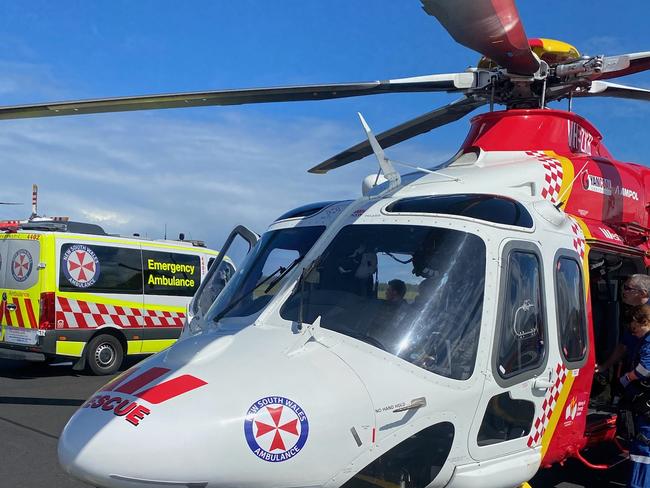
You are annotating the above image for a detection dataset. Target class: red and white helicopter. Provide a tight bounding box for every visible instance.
[2,0,650,486]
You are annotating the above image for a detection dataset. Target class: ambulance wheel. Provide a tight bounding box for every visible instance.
[86,334,123,375]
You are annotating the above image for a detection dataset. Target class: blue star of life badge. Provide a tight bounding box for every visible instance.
[244,396,309,463]
[62,244,101,288]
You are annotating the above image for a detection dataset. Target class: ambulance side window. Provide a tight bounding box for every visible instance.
[496,250,546,379]
[556,256,588,365]
[59,244,142,294]
[143,250,200,297]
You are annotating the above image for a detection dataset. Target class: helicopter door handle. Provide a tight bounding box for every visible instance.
[393,397,427,413]
[6,303,16,312]
[533,376,555,390]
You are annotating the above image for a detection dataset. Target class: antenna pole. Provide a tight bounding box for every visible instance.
[31,184,38,219]
[555,160,589,208]
[164,223,167,240]
[490,82,495,112]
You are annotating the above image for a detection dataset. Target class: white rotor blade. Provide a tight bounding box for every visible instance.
[598,51,650,80]
[0,73,475,121]
[576,81,650,102]
[309,96,486,174]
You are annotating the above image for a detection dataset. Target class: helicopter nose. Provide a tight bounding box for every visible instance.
[59,329,376,488]
[58,363,212,488]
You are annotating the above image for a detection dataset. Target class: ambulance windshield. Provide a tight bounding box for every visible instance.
[280,224,486,380]
[205,225,325,326]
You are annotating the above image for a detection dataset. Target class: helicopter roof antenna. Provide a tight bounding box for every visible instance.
[357,112,401,192]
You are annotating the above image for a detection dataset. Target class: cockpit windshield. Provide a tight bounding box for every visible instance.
[280,224,486,380]
[204,226,325,327]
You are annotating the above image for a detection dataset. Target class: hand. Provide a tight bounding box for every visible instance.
[620,373,631,388]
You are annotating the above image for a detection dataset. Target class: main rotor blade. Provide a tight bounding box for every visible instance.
[598,51,650,80]
[575,81,650,102]
[420,0,539,76]
[0,73,474,121]
[309,96,486,174]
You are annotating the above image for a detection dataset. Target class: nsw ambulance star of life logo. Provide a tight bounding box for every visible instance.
[11,249,33,282]
[244,396,309,463]
[63,244,100,288]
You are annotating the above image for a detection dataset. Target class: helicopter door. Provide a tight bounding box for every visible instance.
[468,241,557,462]
[188,225,259,322]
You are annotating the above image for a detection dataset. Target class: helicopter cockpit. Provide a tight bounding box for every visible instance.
[192,192,543,384]
[185,200,351,335]
[279,223,486,380]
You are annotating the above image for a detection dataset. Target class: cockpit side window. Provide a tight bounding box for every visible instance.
[280,224,486,380]
[496,248,546,380]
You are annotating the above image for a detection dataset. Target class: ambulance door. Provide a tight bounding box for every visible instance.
[141,248,201,353]
[468,240,553,465]
[1,237,41,346]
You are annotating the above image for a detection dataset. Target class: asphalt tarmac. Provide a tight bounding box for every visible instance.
[0,357,633,488]
[0,357,125,488]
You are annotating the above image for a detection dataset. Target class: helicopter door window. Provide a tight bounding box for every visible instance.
[555,256,588,365]
[496,250,546,379]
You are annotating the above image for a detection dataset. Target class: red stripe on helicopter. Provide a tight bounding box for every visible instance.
[135,374,208,404]
[85,366,208,427]
[101,367,141,392]
[115,367,170,395]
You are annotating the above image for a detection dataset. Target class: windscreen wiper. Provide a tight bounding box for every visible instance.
[212,255,304,324]
[263,255,305,294]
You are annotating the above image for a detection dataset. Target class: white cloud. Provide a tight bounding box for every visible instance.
[0,110,452,247]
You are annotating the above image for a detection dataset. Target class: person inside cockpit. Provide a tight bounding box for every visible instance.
[385,279,407,307]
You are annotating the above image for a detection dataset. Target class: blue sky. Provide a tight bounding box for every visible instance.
[0,1,648,246]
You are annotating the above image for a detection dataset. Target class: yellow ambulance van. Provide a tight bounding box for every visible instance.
[0,220,222,374]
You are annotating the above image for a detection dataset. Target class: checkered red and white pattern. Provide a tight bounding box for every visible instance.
[56,297,185,329]
[569,218,586,261]
[526,150,564,203]
[527,363,568,448]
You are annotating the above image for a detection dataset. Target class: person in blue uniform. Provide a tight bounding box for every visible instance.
[619,304,650,488]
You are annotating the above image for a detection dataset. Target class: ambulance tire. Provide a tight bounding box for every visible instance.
[86,334,124,376]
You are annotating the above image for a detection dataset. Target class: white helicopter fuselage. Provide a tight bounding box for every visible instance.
[59,149,582,488]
